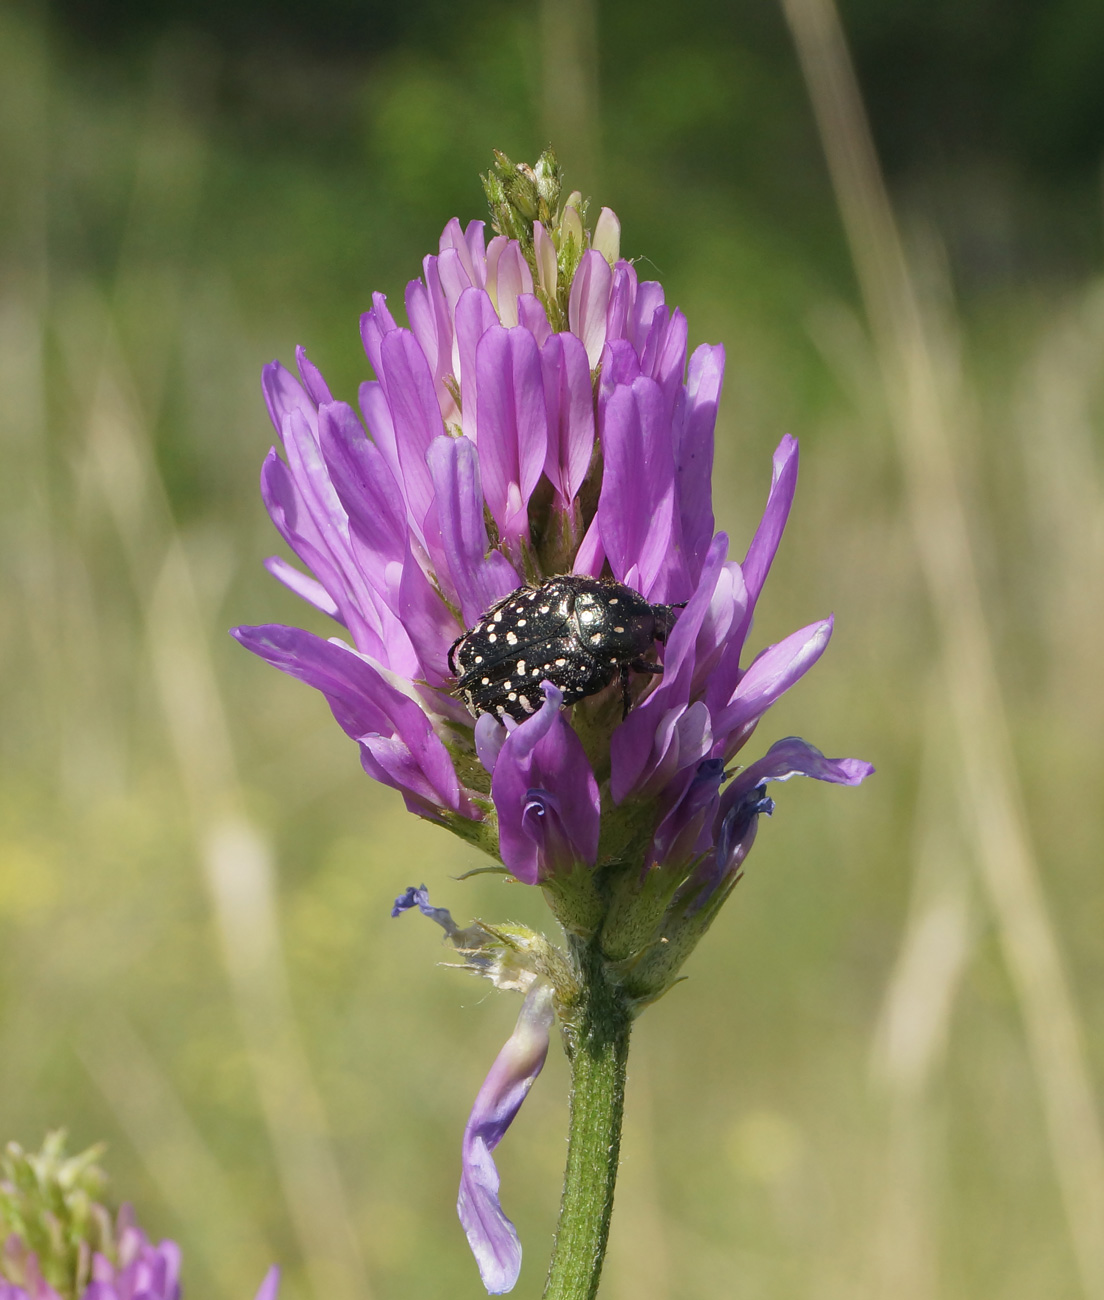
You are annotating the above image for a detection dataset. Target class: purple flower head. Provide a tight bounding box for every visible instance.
[238,148,873,1291]
[234,157,870,922]
[0,1136,277,1300]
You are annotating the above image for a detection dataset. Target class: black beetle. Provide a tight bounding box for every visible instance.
[448,575,680,723]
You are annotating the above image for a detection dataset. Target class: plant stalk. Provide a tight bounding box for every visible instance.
[543,936,632,1300]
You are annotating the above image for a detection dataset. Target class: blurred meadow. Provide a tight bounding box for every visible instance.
[2,0,1104,1296]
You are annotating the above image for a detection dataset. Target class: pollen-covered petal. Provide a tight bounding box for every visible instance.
[458,981,555,1294]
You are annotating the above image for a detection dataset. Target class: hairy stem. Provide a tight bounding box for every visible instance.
[543,937,632,1300]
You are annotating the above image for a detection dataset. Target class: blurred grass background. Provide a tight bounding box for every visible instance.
[2,0,1103,1296]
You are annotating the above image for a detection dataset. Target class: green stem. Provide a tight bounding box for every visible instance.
[543,936,632,1300]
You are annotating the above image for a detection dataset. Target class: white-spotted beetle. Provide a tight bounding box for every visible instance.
[449,575,680,723]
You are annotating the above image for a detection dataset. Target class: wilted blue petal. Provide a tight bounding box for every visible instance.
[458,982,555,1294]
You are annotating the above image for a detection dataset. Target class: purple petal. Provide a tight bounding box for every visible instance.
[464,220,489,282]
[516,293,553,347]
[728,735,875,797]
[597,340,642,415]
[627,279,666,353]
[317,401,406,570]
[568,249,613,367]
[532,220,557,297]
[455,288,502,443]
[733,435,799,647]
[252,1267,281,1300]
[475,713,508,774]
[491,684,601,883]
[377,329,446,536]
[231,624,472,820]
[640,306,688,412]
[458,982,555,1295]
[263,555,342,622]
[609,538,727,802]
[357,379,400,487]
[712,617,833,754]
[678,344,724,578]
[475,326,548,546]
[571,513,606,578]
[605,261,637,345]
[316,403,438,674]
[397,551,462,688]
[427,435,522,627]
[651,757,725,869]
[487,239,533,327]
[295,347,333,407]
[261,361,315,445]
[405,274,446,408]
[703,736,875,893]
[440,217,488,289]
[693,560,750,710]
[359,292,399,378]
[541,332,595,506]
[259,445,389,664]
[597,377,680,601]
[391,883,460,932]
[438,247,477,345]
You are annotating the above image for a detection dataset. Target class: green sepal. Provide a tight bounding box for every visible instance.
[439,803,499,857]
[618,871,740,1004]
[444,740,493,797]
[542,862,606,939]
[598,857,691,966]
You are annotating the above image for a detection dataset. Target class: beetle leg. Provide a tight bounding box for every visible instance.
[620,664,633,718]
[447,634,463,677]
[652,602,687,643]
[629,657,664,675]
